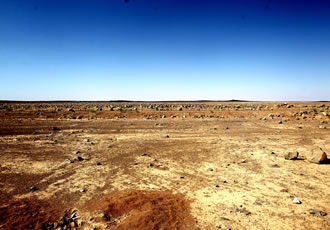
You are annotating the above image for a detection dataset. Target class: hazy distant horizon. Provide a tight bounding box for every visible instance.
[1,0,330,101]
[1,99,329,103]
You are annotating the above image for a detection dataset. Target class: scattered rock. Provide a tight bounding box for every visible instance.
[65,159,73,163]
[141,153,151,157]
[280,188,288,192]
[103,213,111,221]
[69,212,77,222]
[30,186,38,192]
[97,162,102,165]
[220,217,231,221]
[271,164,280,168]
[293,197,301,204]
[284,151,299,160]
[235,207,251,215]
[241,159,247,163]
[307,147,327,164]
[81,153,90,160]
[309,209,327,217]
[74,156,84,161]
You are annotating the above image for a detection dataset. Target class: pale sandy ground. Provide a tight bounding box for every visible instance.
[0,113,329,229]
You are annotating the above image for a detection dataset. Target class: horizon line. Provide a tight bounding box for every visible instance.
[0,100,329,103]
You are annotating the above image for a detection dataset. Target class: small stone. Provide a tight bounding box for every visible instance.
[97,162,102,165]
[180,176,184,179]
[293,197,301,204]
[149,163,154,167]
[278,121,283,124]
[30,186,38,192]
[80,189,85,193]
[307,147,327,164]
[78,221,85,226]
[81,153,90,160]
[65,159,73,163]
[103,213,111,221]
[235,207,251,215]
[271,164,280,168]
[220,217,231,221]
[284,151,299,160]
[215,185,219,188]
[207,168,214,171]
[309,209,327,217]
[241,160,247,163]
[74,156,84,161]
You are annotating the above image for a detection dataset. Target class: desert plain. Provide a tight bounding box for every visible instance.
[0,101,329,230]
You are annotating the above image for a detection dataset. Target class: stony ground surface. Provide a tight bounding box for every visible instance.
[0,101,329,230]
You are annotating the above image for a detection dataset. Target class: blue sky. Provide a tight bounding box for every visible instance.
[1,0,330,101]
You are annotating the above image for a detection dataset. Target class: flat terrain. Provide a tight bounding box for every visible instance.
[0,101,329,229]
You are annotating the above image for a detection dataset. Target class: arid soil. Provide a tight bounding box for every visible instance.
[0,101,329,230]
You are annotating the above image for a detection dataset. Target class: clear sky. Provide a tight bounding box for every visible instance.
[1,0,330,101]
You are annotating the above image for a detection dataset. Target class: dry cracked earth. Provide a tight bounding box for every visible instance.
[0,101,329,230]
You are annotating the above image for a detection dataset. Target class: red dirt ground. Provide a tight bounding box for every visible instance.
[87,190,196,230]
[0,198,60,230]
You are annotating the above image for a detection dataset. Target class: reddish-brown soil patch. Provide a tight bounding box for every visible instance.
[0,198,61,230]
[88,190,196,230]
